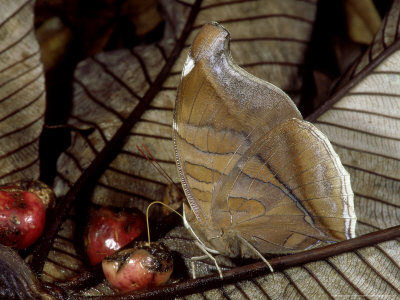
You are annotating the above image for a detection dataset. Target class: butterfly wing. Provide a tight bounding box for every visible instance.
[173,23,302,223]
[212,118,356,253]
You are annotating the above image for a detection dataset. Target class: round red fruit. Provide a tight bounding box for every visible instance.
[84,207,146,265]
[102,241,173,293]
[0,190,46,249]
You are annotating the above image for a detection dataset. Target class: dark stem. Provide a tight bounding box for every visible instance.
[81,225,400,299]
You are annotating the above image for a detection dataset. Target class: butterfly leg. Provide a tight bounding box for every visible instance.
[238,235,274,272]
[189,255,209,279]
[190,259,197,279]
[194,241,224,279]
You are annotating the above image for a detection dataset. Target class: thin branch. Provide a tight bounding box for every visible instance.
[82,225,400,299]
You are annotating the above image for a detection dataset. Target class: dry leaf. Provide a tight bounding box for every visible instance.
[0,244,52,298]
[0,0,45,183]
[6,0,397,298]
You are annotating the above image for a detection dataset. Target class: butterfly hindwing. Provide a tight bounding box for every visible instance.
[212,118,356,252]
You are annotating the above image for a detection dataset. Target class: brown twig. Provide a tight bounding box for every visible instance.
[80,225,400,299]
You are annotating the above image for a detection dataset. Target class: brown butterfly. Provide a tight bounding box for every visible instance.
[173,22,356,277]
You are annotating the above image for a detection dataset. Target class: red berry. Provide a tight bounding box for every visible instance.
[0,190,46,249]
[84,207,146,265]
[102,241,173,293]
[0,180,54,249]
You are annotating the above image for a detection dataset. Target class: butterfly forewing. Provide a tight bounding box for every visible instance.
[174,23,301,224]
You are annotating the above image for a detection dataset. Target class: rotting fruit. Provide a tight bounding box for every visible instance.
[84,206,146,265]
[0,180,55,249]
[102,241,173,293]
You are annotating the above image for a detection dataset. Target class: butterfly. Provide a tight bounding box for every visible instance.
[173,22,356,276]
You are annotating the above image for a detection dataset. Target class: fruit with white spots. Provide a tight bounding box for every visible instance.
[102,241,173,292]
[0,180,55,249]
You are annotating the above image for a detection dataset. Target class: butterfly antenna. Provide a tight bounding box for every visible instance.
[136,144,184,197]
[141,144,176,184]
